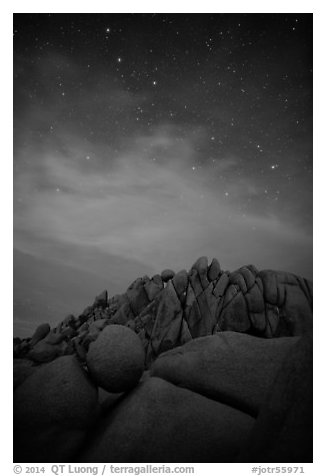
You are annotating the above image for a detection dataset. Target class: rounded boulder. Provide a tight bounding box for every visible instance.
[30,323,51,347]
[14,355,99,429]
[161,269,175,282]
[86,325,145,393]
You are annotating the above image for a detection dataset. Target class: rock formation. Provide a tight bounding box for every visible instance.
[13,256,313,462]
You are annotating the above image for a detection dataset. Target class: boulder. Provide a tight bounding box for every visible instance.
[280,281,313,335]
[80,305,93,319]
[13,359,37,390]
[27,339,62,363]
[88,318,108,332]
[77,322,89,334]
[147,281,183,360]
[15,426,87,463]
[60,327,77,339]
[135,298,160,337]
[238,333,312,462]
[111,302,134,325]
[81,377,255,463]
[61,314,76,328]
[245,282,265,313]
[93,290,108,308]
[107,294,127,314]
[191,256,209,290]
[207,258,221,282]
[14,339,30,358]
[151,332,300,416]
[126,278,150,315]
[256,270,313,336]
[144,279,163,301]
[196,283,219,335]
[14,355,99,462]
[229,271,247,293]
[184,294,202,338]
[264,303,280,337]
[184,282,218,338]
[74,338,87,361]
[189,268,204,297]
[213,272,229,298]
[86,325,145,392]
[161,269,175,282]
[172,269,189,300]
[248,311,266,333]
[223,283,239,307]
[152,274,163,286]
[259,270,284,305]
[44,330,65,345]
[245,282,266,333]
[98,387,124,413]
[30,323,50,347]
[238,266,256,290]
[219,291,251,333]
[179,319,193,345]
[14,355,99,428]
[183,281,199,337]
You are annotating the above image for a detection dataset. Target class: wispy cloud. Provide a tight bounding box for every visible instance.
[14,123,312,277]
[13,53,312,280]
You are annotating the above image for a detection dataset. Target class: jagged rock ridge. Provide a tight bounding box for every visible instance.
[14,256,312,368]
[13,256,313,463]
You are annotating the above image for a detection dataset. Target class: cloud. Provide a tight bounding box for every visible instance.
[14,123,312,278]
[13,53,312,280]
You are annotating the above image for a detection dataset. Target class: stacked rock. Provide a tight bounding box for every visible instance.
[14,257,313,369]
[13,257,313,463]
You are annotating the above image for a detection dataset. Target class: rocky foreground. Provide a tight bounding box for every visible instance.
[13,257,313,463]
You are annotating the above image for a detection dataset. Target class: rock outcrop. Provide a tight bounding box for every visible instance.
[86,325,145,392]
[14,355,100,462]
[14,257,312,368]
[150,332,300,416]
[81,377,255,463]
[13,256,313,462]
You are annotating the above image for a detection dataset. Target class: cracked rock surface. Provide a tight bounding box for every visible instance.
[13,257,313,462]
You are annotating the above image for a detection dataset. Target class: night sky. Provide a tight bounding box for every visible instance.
[13,13,313,336]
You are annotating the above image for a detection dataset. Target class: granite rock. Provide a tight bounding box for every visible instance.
[151,332,299,416]
[14,355,99,462]
[126,278,150,315]
[81,377,255,463]
[13,359,37,390]
[30,323,51,347]
[207,258,221,282]
[238,333,313,462]
[27,339,63,363]
[161,269,175,282]
[86,325,145,392]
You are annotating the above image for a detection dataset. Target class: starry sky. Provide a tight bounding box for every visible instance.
[13,13,313,336]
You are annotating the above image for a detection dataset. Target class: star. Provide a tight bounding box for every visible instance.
[117,57,122,63]
[152,80,157,86]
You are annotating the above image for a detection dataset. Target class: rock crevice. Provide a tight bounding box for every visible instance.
[13,256,313,463]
